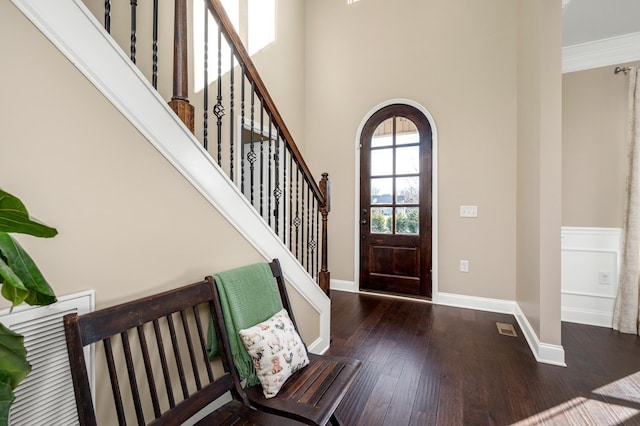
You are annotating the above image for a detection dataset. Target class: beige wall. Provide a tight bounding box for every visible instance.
[562,65,631,228]
[304,0,518,301]
[1,3,317,421]
[515,0,562,345]
[250,0,306,148]
[515,0,542,337]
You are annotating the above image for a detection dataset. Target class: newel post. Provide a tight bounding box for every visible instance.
[319,173,331,295]
[168,0,195,132]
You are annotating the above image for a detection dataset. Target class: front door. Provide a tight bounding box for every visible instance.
[359,104,432,298]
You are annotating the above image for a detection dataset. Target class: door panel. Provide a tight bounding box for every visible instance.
[360,104,432,298]
[369,245,420,277]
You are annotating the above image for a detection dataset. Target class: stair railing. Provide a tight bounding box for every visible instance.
[97,0,331,293]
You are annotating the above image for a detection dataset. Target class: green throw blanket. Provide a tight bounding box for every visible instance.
[207,262,282,387]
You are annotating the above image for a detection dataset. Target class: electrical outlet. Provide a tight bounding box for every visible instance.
[599,270,611,285]
[460,260,469,273]
[460,206,478,218]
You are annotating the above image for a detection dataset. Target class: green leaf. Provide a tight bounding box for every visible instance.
[0,255,28,307]
[0,378,14,426]
[0,234,56,307]
[0,189,57,238]
[0,324,30,426]
[0,324,30,389]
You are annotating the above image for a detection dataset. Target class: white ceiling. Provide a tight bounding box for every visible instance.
[562,0,640,47]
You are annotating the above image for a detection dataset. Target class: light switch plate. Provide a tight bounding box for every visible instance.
[460,206,478,217]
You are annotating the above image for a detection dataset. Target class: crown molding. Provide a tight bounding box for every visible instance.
[563,32,640,73]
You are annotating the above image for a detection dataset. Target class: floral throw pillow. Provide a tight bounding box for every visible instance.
[238,308,310,398]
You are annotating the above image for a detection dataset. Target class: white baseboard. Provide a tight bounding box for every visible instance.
[437,292,516,315]
[561,307,613,328]
[330,279,359,293]
[513,304,566,367]
[307,337,328,355]
[439,292,566,367]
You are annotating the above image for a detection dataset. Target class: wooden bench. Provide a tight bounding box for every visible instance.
[63,277,305,425]
[211,259,362,426]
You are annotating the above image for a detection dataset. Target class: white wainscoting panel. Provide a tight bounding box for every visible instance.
[561,227,622,328]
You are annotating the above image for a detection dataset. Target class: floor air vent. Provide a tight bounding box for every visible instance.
[1,290,94,426]
[496,322,518,337]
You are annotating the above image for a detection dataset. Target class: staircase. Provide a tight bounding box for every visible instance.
[11,0,332,350]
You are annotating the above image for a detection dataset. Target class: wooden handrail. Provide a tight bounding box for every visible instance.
[206,0,325,207]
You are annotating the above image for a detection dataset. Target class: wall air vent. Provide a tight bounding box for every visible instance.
[1,290,94,426]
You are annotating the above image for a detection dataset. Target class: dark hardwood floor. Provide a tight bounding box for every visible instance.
[327,290,640,425]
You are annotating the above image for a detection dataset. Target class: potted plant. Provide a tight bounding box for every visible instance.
[0,188,57,426]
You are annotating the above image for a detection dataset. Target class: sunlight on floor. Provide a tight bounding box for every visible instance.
[512,373,640,425]
[511,396,638,425]
[593,371,640,404]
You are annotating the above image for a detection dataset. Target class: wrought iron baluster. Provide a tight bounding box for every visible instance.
[301,177,306,268]
[203,2,209,151]
[260,104,265,218]
[249,83,256,206]
[295,168,300,259]
[152,0,159,89]
[273,132,281,236]
[105,0,111,33]
[311,196,317,277]
[241,69,246,194]
[289,153,293,251]
[215,26,224,165]
[314,200,320,276]
[130,0,137,63]
[229,49,235,182]
[302,182,311,273]
[268,115,273,227]
[282,144,287,245]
